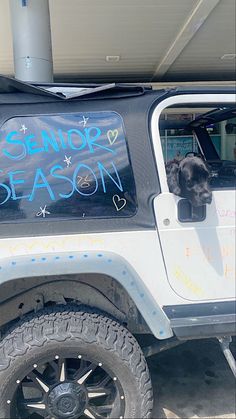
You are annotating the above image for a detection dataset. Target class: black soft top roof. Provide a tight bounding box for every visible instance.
[0,75,151,102]
[0,75,235,105]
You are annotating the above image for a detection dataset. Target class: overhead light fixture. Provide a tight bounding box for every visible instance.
[106,55,120,62]
[220,54,236,60]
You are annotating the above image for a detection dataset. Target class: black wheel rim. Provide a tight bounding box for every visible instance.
[7,354,125,419]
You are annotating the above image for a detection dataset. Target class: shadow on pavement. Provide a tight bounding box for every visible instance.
[147,338,235,419]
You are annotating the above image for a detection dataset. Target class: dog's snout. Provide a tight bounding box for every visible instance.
[202,191,212,204]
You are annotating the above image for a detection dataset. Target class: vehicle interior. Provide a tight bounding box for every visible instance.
[160,106,236,189]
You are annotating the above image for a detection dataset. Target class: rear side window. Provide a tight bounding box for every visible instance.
[0,112,137,223]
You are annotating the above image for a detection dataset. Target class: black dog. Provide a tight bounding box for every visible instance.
[165,156,212,207]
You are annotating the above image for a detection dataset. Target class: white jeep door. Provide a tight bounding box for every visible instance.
[151,94,236,302]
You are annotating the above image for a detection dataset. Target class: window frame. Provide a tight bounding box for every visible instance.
[150,94,235,194]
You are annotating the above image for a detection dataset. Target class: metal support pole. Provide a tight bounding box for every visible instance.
[9,0,53,82]
[218,336,236,378]
[220,121,227,160]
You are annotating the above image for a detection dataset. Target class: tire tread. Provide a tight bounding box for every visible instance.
[0,306,153,418]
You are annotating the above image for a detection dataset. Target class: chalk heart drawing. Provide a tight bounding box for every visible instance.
[107,129,118,145]
[113,194,127,212]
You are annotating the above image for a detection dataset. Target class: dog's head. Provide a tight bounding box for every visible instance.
[166,156,212,207]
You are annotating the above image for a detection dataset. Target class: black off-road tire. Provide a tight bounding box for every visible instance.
[0,306,153,418]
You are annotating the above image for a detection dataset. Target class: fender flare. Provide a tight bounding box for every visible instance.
[0,250,173,339]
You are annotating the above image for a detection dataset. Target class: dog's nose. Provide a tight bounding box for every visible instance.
[202,192,212,204]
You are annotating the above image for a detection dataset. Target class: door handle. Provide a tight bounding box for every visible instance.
[177,199,206,222]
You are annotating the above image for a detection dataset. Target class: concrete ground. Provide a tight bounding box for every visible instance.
[147,339,236,419]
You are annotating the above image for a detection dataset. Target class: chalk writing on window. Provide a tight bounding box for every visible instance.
[0,112,136,222]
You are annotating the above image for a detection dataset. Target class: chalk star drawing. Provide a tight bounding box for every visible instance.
[77,175,91,188]
[79,115,89,127]
[20,124,28,134]
[64,155,72,167]
[36,205,51,218]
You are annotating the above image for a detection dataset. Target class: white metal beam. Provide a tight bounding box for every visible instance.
[152,0,221,80]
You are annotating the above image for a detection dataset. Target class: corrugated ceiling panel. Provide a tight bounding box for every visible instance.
[49,0,196,77]
[165,0,235,80]
[0,0,234,81]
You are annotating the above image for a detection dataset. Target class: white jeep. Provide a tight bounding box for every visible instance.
[0,76,235,419]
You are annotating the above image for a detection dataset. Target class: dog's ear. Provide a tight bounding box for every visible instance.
[166,161,181,196]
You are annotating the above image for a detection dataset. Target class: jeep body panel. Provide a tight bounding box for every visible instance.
[151,94,235,301]
[0,231,175,339]
[0,81,235,340]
